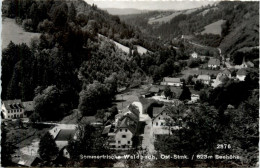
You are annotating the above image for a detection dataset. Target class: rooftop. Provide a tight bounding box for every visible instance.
[163,77,181,83]
[22,101,34,111]
[197,74,211,81]
[152,107,163,118]
[237,68,247,75]
[55,129,76,141]
[2,99,23,110]
[208,58,220,65]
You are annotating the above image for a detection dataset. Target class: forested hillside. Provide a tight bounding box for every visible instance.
[2,0,187,120]
[120,1,259,57]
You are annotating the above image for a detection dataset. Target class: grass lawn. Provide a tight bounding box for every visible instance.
[201,19,226,35]
[2,17,41,49]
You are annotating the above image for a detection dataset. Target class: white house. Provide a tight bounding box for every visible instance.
[217,69,232,78]
[236,68,247,81]
[1,100,25,119]
[197,75,211,85]
[152,107,171,127]
[104,103,139,150]
[191,94,200,103]
[113,117,137,150]
[161,77,182,86]
[208,58,220,69]
[190,52,198,58]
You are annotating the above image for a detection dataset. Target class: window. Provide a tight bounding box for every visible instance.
[122,145,125,148]
[125,129,127,132]
[159,117,160,120]
[156,122,158,126]
[122,135,126,138]
[118,141,121,144]
[120,129,122,132]
[128,141,131,144]
[161,122,163,126]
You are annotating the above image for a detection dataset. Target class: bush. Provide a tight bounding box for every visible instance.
[22,19,33,32]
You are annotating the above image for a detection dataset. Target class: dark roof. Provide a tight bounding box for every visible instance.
[208,58,220,65]
[221,69,231,75]
[12,154,42,167]
[128,104,140,117]
[55,129,76,141]
[102,125,112,135]
[117,117,137,134]
[149,87,160,93]
[2,99,23,110]
[152,107,163,118]
[22,101,34,111]
[163,77,181,83]
[237,68,247,75]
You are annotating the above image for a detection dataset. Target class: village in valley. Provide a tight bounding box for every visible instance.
[1,0,259,167]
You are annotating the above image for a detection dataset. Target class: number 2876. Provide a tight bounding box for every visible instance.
[217,144,231,149]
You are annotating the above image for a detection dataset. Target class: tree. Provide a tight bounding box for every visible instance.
[95,109,106,125]
[33,85,64,121]
[194,80,204,91]
[68,2,76,21]
[1,126,15,167]
[164,85,172,99]
[179,84,191,101]
[38,132,59,161]
[199,89,208,103]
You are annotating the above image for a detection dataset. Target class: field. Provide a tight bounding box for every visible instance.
[201,19,226,35]
[148,11,182,24]
[148,8,199,25]
[2,17,41,49]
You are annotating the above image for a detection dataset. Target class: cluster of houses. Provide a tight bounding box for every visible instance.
[1,99,34,119]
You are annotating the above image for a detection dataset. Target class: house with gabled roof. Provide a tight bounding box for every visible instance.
[197,74,211,85]
[236,68,247,81]
[152,106,172,127]
[1,99,26,119]
[112,116,138,150]
[190,52,198,58]
[104,103,140,150]
[161,77,182,87]
[218,69,231,78]
[208,58,220,69]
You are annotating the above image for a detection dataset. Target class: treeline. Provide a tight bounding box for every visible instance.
[3,0,161,52]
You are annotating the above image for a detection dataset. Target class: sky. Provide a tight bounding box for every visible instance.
[84,0,216,10]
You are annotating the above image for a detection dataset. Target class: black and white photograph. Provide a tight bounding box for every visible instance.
[1,0,259,167]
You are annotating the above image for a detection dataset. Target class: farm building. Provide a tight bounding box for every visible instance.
[197,75,211,85]
[208,58,220,69]
[161,77,182,86]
